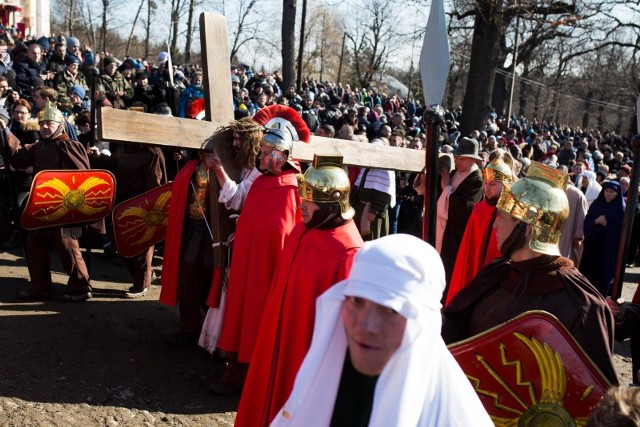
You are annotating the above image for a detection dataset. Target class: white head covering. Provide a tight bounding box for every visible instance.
[576,171,601,206]
[271,234,493,427]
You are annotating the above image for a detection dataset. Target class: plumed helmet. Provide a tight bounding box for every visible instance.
[482,159,513,185]
[298,155,354,220]
[496,161,569,256]
[37,101,65,124]
[253,105,311,174]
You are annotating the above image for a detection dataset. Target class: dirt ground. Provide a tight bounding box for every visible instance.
[0,244,636,426]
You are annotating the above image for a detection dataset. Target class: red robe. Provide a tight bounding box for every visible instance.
[235,220,363,427]
[159,160,197,306]
[218,169,301,362]
[446,200,500,306]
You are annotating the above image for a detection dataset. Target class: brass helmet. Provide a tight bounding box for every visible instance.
[37,101,65,124]
[297,155,355,220]
[496,161,569,256]
[482,159,513,185]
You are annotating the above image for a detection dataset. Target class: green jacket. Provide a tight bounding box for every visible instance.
[99,71,133,109]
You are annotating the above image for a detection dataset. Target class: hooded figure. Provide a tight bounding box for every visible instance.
[579,180,625,296]
[576,170,601,206]
[271,234,493,427]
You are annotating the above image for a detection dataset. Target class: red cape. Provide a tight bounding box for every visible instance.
[218,170,301,362]
[159,159,198,306]
[235,220,363,427]
[446,200,500,306]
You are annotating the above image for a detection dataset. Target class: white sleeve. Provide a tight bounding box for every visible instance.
[218,167,261,211]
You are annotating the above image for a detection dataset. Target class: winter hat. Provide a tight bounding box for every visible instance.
[65,54,81,66]
[67,37,80,48]
[158,52,168,63]
[70,85,86,100]
[102,56,117,67]
[37,36,50,51]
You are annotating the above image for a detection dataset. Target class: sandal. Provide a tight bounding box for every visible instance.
[60,291,92,303]
[16,290,52,300]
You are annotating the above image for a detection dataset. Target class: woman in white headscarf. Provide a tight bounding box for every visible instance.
[576,170,602,206]
[271,234,492,427]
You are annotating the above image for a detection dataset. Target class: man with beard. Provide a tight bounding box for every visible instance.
[234,156,363,427]
[442,161,618,385]
[3,102,93,302]
[446,151,514,306]
[211,106,309,396]
[160,117,264,346]
[336,107,358,140]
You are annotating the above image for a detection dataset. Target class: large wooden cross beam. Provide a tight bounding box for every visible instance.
[97,13,425,173]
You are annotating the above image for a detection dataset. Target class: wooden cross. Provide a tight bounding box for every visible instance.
[98,13,425,173]
[97,13,427,265]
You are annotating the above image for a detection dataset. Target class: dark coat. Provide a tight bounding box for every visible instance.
[442,254,618,385]
[440,168,484,290]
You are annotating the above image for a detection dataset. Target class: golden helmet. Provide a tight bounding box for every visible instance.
[297,155,355,220]
[37,101,65,124]
[482,159,513,185]
[496,161,569,256]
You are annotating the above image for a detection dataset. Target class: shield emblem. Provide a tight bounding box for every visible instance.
[448,311,611,426]
[21,169,116,230]
[112,182,174,258]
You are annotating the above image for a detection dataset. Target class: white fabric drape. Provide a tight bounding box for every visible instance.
[271,234,492,427]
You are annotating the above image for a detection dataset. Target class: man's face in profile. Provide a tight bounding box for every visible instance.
[341,296,406,376]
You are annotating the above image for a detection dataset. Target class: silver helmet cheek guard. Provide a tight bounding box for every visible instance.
[267,150,288,174]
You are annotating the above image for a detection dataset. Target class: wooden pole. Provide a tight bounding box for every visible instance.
[422,107,445,245]
[611,135,640,298]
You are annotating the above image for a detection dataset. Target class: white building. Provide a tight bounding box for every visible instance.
[1,0,50,38]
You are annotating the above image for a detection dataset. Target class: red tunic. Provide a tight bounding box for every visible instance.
[218,169,301,362]
[235,220,363,427]
[446,200,500,306]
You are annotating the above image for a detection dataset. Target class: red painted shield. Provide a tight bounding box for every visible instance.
[112,182,173,258]
[21,169,116,230]
[448,311,610,426]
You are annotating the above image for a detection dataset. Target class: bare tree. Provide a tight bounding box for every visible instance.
[344,0,401,88]
[226,0,260,61]
[144,0,158,59]
[126,0,146,56]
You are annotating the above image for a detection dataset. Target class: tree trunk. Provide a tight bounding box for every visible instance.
[126,0,145,57]
[282,0,297,89]
[145,0,153,59]
[491,68,507,116]
[67,0,74,35]
[101,0,109,53]
[171,8,180,61]
[184,0,197,64]
[460,4,504,136]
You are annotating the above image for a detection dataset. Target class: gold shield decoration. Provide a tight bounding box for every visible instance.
[448,311,611,426]
[112,182,173,258]
[21,169,116,230]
